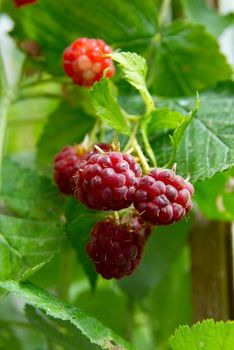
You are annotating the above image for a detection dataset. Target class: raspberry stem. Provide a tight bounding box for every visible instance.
[0,93,12,189]
[141,128,157,167]
[133,138,150,173]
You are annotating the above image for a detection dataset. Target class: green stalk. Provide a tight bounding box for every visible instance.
[133,138,150,174]
[141,128,157,167]
[0,93,11,187]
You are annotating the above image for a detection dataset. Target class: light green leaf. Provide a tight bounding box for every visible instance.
[167,95,199,166]
[150,20,232,96]
[184,0,234,37]
[66,199,106,290]
[90,78,130,135]
[195,167,234,221]
[37,101,94,169]
[112,52,154,112]
[25,305,96,350]
[0,281,137,350]
[170,319,234,350]
[4,0,157,74]
[146,108,186,133]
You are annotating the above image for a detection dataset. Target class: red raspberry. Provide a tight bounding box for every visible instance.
[63,38,115,87]
[14,0,37,7]
[54,145,88,195]
[134,169,194,225]
[86,218,147,279]
[74,151,142,210]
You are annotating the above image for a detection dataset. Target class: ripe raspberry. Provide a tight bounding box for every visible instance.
[86,219,147,279]
[134,168,194,225]
[74,151,142,210]
[14,0,37,7]
[54,145,88,195]
[63,38,115,87]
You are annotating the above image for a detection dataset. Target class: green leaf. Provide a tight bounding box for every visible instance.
[66,199,106,290]
[89,78,130,135]
[167,95,199,166]
[145,108,186,133]
[170,319,234,350]
[37,101,94,169]
[0,214,63,282]
[0,159,63,288]
[0,14,25,90]
[5,0,157,74]
[148,248,191,350]
[150,20,232,96]
[112,52,154,112]
[195,167,234,221]
[0,320,22,350]
[151,85,234,181]
[184,0,234,37]
[119,219,191,298]
[25,305,96,350]
[0,158,63,220]
[0,280,137,350]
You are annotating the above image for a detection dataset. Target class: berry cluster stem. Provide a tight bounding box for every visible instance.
[0,93,12,188]
[133,138,150,174]
[141,128,157,167]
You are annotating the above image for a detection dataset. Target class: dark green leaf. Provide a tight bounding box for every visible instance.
[149,20,232,96]
[119,220,191,298]
[0,159,63,286]
[37,101,94,169]
[0,158,63,220]
[0,320,22,350]
[90,78,130,135]
[0,281,137,350]
[170,319,234,350]
[151,85,234,181]
[148,248,192,350]
[0,214,63,282]
[4,0,157,74]
[184,0,234,37]
[66,199,107,290]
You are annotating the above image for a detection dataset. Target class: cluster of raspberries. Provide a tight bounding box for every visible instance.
[54,143,194,280]
[13,0,37,7]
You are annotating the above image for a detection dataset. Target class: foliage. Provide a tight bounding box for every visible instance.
[0,0,234,349]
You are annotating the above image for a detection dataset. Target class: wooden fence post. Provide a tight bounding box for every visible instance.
[190,216,234,321]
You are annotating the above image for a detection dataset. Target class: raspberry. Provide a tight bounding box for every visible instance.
[14,0,37,7]
[86,218,147,279]
[63,38,115,87]
[54,145,88,195]
[134,168,194,225]
[74,151,142,210]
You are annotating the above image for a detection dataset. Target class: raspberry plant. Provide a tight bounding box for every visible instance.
[1,0,234,349]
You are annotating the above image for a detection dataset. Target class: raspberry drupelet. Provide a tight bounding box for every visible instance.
[54,145,88,195]
[86,218,149,279]
[63,38,115,87]
[14,0,37,7]
[74,151,142,211]
[134,168,194,225]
